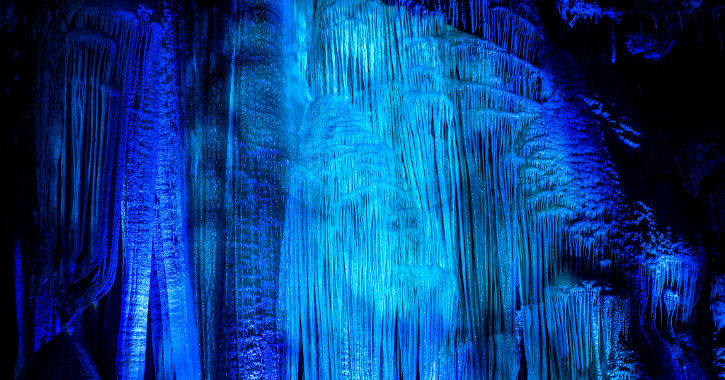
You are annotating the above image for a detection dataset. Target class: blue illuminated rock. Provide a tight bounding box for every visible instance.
[12,0,721,379]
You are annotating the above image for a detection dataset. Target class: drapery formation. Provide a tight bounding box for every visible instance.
[24,4,200,379]
[13,0,718,379]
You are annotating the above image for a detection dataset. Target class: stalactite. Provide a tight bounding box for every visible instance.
[545,275,629,379]
[615,202,704,327]
[280,97,462,379]
[17,0,718,378]
[302,0,709,377]
[301,1,546,377]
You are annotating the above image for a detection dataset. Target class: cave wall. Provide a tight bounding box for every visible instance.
[2,0,724,379]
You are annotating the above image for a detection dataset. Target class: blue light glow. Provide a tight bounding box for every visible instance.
[14,0,721,379]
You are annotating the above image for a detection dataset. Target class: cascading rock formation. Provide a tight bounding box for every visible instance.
[4,0,725,379]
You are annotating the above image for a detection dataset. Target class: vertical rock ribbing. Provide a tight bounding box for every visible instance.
[18,1,715,379]
[301,1,542,377]
[183,1,307,378]
[33,7,128,325]
[147,2,202,379]
[116,8,162,379]
[280,97,461,379]
[182,4,227,377]
[32,5,162,344]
